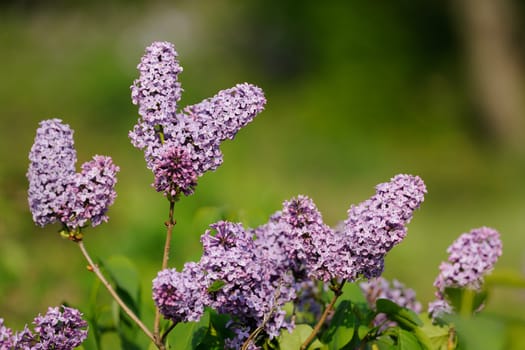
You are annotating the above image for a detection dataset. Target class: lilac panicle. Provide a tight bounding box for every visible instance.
[2,306,88,349]
[182,82,266,142]
[429,227,502,318]
[152,262,209,324]
[277,195,340,282]
[32,306,88,350]
[154,220,297,347]
[152,145,197,196]
[27,119,77,227]
[130,41,182,128]
[360,277,422,330]
[69,155,120,228]
[129,41,266,197]
[343,174,427,279]
[200,221,296,344]
[27,119,119,231]
[11,326,34,349]
[435,227,502,291]
[0,319,13,348]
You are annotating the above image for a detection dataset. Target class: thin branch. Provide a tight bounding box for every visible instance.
[77,240,159,348]
[300,280,346,350]
[153,196,177,344]
[161,322,178,345]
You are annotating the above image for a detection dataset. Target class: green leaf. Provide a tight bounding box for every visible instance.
[357,325,370,340]
[279,324,324,350]
[169,309,222,350]
[323,300,356,349]
[336,282,368,306]
[419,313,455,350]
[443,287,487,316]
[208,279,226,293]
[373,335,396,350]
[398,329,424,350]
[99,256,142,350]
[375,299,423,329]
[168,322,199,350]
[101,255,141,302]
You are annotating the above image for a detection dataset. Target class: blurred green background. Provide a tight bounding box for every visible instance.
[1,0,525,346]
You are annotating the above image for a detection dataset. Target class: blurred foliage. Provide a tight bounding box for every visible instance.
[1,0,525,347]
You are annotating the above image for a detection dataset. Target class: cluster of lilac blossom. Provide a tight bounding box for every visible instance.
[0,306,88,349]
[153,221,297,349]
[27,119,119,231]
[153,174,426,348]
[129,41,266,197]
[428,227,502,318]
[360,277,422,330]
[342,174,427,280]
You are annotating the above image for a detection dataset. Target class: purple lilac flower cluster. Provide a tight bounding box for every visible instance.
[0,319,14,349]
[153,221,297,349]
[0,306,88,350]
[258,195,336,282]
[153,262,209,324]
[27,119,119,231]
[428,227,502,318]
[129,41,266,197]
[360,277,422,330]
[153,175,426,348]
[341,174,427,279]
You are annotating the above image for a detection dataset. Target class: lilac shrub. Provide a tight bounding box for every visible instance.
[17,39,513,350]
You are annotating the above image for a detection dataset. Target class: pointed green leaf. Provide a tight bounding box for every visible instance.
[167,310,213,350]
[443,287,487,316]
[419,313,454,350]
[279,324,324,349]
[376,299,423,328]
[398,329,424,350]
[323,300,356,349]
[208,279,226,293]
[98,256,142,350]
[101,255,141,302]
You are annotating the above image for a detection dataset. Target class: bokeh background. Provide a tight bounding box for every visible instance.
[1,0,525,346]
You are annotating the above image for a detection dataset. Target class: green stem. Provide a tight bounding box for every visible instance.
[153,197,177,345]
[460,289,475,319]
